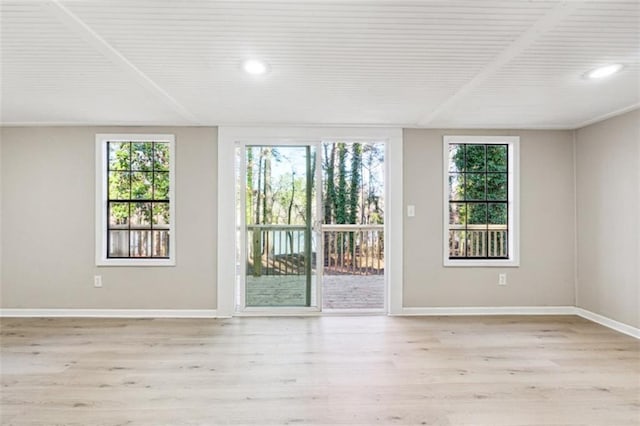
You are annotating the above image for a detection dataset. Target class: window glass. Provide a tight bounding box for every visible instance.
[446,142,509,260]
[106,141,171,259]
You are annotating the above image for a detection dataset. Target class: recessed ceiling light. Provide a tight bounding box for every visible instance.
[242,59,269,75]
[586,64,623,79]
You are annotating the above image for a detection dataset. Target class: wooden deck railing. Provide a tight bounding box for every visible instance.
[246,224,384,277]
[246,225,309,276]
[449,224,508,257]
[322,224,384,275]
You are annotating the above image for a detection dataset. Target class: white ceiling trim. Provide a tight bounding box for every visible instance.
[417,0,580,127]
[571,102,640,129]
[40,0,201,125]
[0,120,577,130]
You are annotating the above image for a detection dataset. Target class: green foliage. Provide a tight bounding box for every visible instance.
[335,143,347,224]
[323,142,384,225]
[465,173,486,200]
[348,143,362,224]
[449,143,508,225]
[244,143,384,228]
[324,144,336,225]
[107,141,170,226]
[109,202,129,226]
[246,146,311,226]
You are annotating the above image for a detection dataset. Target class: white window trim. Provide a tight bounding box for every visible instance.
[95,134,176,266]
[443,135,520,267]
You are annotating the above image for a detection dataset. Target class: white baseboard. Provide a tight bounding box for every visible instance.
[1,307,637,339]
[0,309,225,318]
[399,306,576,316]
[398,306,638,339]
[574,307,640,339]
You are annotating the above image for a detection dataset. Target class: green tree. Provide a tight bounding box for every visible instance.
[335,143,347,224]
[108,142,170,226]
[348,143,362,224]
[324,143,336,224]
[450,144,507,225]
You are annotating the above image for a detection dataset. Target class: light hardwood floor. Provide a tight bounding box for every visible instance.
[1,315,638,425]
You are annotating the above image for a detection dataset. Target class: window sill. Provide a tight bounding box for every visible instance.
[444,259,519,268]
[96,258,176,267]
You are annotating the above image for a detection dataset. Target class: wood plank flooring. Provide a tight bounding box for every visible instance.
[1,315,638,425]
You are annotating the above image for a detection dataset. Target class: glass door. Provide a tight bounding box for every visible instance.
[240,144,320,309]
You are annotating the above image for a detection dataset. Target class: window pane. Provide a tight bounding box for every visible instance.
[465,144,486,171]
[488,203,507,225]
[466,230,486,257]
[449,230,466,257]
[153,143,170,171]
[487,145,507,172]
[108,172,130,199]
[131,172,153,199]
[467,203,487,224]
[109,202,129,228]
[108,142,130,171]
[465,173,485,200]
[131,142,153,171]
[449,202,465,225]
[109,230,129,257]
[152,230,170,257]
[487,173,507,200]
[448,144,465,172]
[448,174,464,200]
[130,202,151,228]
[153,172,170,200]
[130,230,152,257]
[152,203,170,228]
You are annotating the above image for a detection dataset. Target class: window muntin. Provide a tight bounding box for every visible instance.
[96,134,175,266]
[443,136,519,267]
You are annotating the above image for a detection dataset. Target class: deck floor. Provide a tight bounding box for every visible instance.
[245,274,384,309]
[322,275,384,309]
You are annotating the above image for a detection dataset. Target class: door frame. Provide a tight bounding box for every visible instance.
[237,140,323,313]
[217,127,403,317]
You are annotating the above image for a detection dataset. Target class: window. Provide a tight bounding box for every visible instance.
[95,134,175,266]
[443,136,519,267]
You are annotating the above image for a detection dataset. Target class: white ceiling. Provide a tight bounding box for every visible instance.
[1,0,639,129]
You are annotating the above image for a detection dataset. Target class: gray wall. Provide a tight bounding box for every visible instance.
[403,129,576,307]
[0,126,218,309]
[1,118,638,324]
[575,109,639,328]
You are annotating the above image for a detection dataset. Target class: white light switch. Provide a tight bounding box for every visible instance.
[407,205,415,217]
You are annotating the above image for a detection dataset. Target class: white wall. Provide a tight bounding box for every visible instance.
[575,109,640,328]
[403,129,576,307]
[0,126,218,310]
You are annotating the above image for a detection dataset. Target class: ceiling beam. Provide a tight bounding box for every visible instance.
[40,0,201,124]
[417,1,580,127]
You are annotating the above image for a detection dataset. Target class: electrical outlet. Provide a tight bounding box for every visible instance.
[407,205,415,217]
[94,275,103,288]
[498,273,507,286]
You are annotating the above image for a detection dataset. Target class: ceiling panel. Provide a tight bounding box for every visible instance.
[0,1,193,124]
[420,0,640,128]
[1,0,638,128]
